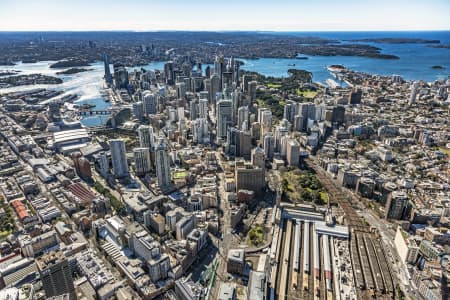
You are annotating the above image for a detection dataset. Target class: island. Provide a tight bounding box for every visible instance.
[50,59,91,68]
[349,38,441,44]
[0,71,20,77]
[429,44,450,50]
[0,74,63,87]
[56,67,92,75]
[297,44,399,59]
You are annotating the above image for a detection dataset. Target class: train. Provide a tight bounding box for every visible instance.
[303,221,310,274]
[314,228,320,279]
[323,235,332,291]
[293,221,301,272]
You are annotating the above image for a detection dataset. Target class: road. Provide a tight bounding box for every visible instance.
[210,152,235,299]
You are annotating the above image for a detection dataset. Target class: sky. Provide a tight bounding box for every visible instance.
[0,0,449,31]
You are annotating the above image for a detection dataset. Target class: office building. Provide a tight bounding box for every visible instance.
[198,98,209,119]
[142,91,157,116]
[251,147,265,169]
[286,139,300,166]
[37,251,75,299]
[110,139,128,178]
[155,135,171,188]
[216,99,233,143]
[409,81,420,105]
[214,55,225,87]
[133,148,152,176]
[237,106,249,130]
[164,61,175,85]
[227,249,245,275]
[219,283,237,300]
[386,191,409,220]
[95,151,109,177]
[226,128,251,158]
[263,133,275,160]
[176,82,186,99]
[348,88,362,105]
[235,160,265,195]
[113,66,129,90]
[137,125,155,149]
[132,101,144,121]
[103,53,112,85]
[148,254,170,282]
[259,109,272,140]
[190,100,198,120]
[248,81,257,104]
[297,102,316,131]
[175,277,205,300]
[210,74,221,105]
[176,215,195,240]
[283,101,297,123]
[192,118,209,144]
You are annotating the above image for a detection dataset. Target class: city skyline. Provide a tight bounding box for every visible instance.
[1,0,450,31]
[0,1,449,299]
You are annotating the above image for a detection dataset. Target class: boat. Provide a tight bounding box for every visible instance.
[74,103,96,110]
[82,103,96,109]
[288,63,296,66]
[296,56,309,60]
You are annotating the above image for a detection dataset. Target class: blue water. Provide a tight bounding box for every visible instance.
[1,31,449,127]
[125,31,450,83]
[247,31,450,82]
[134,32,450,83]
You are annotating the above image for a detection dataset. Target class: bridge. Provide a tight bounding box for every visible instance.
[76,105,123,116]
[76,109,112,116]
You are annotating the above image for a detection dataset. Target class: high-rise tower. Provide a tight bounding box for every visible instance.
[155,135,171,189]
[110,139,129,178]
[216,99,233,143]
[37,251,75,299]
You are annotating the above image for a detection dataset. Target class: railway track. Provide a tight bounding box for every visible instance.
[304,157,395,299]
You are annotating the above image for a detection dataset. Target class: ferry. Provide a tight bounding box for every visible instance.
[73,103,96,110]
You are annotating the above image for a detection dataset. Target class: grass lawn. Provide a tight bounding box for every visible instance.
[438,147,450,156]
[256,99,266,107]
[267,83,282,89]
[248,225,265,246]
[319,191,328,203]
[173,171,187,179]
[296,89,317,98]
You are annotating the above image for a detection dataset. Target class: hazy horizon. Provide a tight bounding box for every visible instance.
[1,30,450,33]
[1,0,449,32]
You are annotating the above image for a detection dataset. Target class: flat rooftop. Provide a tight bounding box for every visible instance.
[53,128,89,144]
